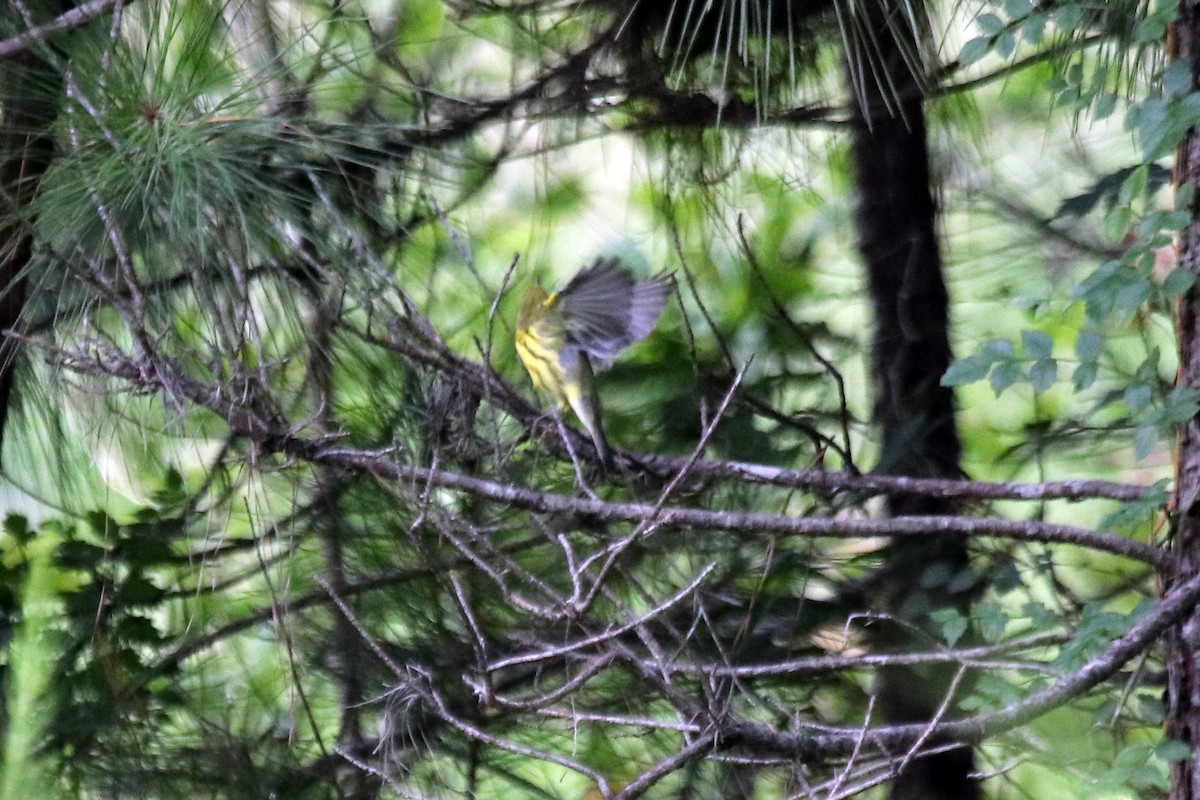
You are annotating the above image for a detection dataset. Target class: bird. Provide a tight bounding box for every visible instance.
[515,259,674,469]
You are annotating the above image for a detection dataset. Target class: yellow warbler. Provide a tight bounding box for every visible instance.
[516,259,674,468]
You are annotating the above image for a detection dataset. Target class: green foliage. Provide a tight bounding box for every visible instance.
[1099,478,1171,531]
[1092,740,1178,794]
[0,0,1190,797]
[1,524,61,800]
[946,61,1200,466]
[942,333,1058,396]
[1055,600,1153,671]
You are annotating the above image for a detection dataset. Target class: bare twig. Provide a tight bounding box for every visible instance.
[0,0,123,59]
[723,564,1200,758]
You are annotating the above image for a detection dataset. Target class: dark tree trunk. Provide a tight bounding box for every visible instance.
[0,2,70,457]
[846,2,978,798]
[1168,5,1200,799]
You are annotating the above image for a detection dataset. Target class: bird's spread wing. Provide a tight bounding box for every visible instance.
[627,272,674,343]
[556,259,672,366]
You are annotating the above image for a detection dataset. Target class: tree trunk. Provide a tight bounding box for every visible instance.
[846,2,978,798]
[0,1,70,457]
[1168,5,1200,799]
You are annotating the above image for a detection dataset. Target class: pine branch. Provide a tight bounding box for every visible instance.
[0,0,122,59]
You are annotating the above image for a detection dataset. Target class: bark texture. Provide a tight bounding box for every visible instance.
[1170,5,1200,799]
[846,2,978,798]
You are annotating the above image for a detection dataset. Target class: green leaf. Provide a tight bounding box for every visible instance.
[1125,383,1153,413]
[1131,599,1158,624]
[1164,386,1200,422]
[1055,604,1130,669]
[86,511,118,537]
[1103,206,1133,241]
[1141,346,1164,378]
[1177,181,1196,211]
[1022,602,1056,628]
[989,360,1021,395]
[942,355,992,386]
[1058,166,1172,219]
[1055,3,1083,29]
[1140,694,1167,724]
[56,540,107,570]
[1120,164,1149,203]
[1076,328,1104,361]
[1156,739,1194,763]
[976,13,1004,35]
[1164,267,1197,297]
[1094,92,1117,120]
[994,30,1017,59]
[149,468,187,509]
[1112,276,1151,322]
[1020,329,1053,359]
[1020,13,1045,43]
[959,37,992,65]
[1135,16,1166,42]
[1004,0,1033,16]
[1135,98,1171,159]
[984,338,1014,358]
[931,608,967,646]
[115,615,164,644]
[990,562,1023,591]
[1134,424,1158,459]
[1109,742,1156,777]
[1166,59,1195,97]
[120,575,164,605]
[1181,91,1200,126]
[1029,359,1057,394]
[972,600,1008,643]
[1073,361,1098,390]
[1158,0,1183,21]
[947,566,980,594]
[1161,210,1193,230]
[3,514,28,535]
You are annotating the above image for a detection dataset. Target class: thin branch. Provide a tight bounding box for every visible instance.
[0,0,122,59]
[53,338,1177,569]
[613,728,720,800]
[347,322,1154,503]
[485,564,717,672]
[310,457,1170,569]
[655,632,1071,678]
[723,563,1200,759]
[46,334,1163,565]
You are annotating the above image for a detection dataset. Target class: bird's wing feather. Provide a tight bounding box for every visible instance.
[556,259,638,363]
[627,273,675,343]
[557,260,672,366]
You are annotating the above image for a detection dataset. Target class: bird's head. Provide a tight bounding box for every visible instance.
[517,283,551,330]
